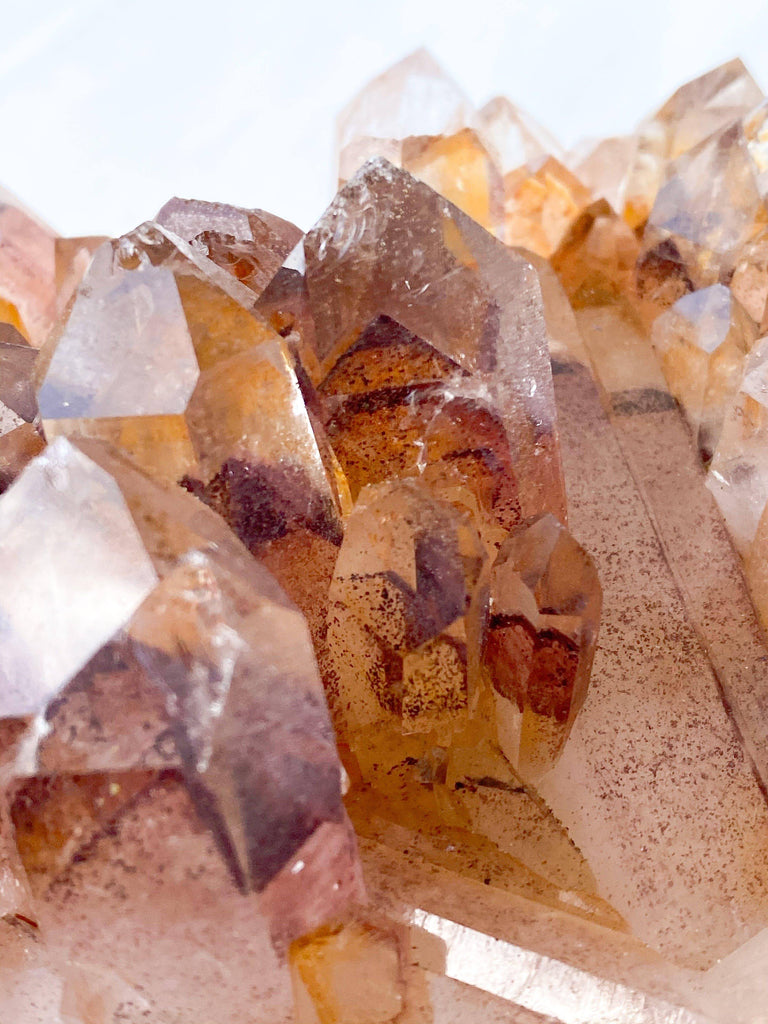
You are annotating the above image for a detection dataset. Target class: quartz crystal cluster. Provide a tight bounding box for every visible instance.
[3,47,768,1024]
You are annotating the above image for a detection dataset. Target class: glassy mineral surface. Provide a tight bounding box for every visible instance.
[9,49,768,1024]
[0,437,362,948]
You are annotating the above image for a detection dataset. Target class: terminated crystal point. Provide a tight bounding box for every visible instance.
[268,159,566,539]
[568,135,636,214]
[502,155,592,256]
[337,48,473,176]
[336,52,502,234]
[0,437,361,931]
[708,335,768,552]
[0,198,57,348]
[34,223,345,632]
[324,478,486,773]
[651,284,757,460]
[155,197,302,296]
[645,118,766,287]
[623,58,764,229]
[551,200,641,311]
[477,96,563,175]
[480,513,601,779]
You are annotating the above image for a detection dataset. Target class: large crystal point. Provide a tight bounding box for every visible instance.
[262,159,567,537]
[623,59,764,228]
[568,135,636,214]
[34,224,344,632]
[650,284,757,460]
[479,513,601,779]
[0,438,362,930]
[155,197,301,296]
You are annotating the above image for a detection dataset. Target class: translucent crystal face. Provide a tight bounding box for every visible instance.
[155,197,302,295]
[0,201,57,348]
[34,223,345,638]
[651,283,757,459]
[0,438,361,937]
[623,58,764,229]
[271,159,567,531]
[481,513,601,779]
[15,48,768,1020]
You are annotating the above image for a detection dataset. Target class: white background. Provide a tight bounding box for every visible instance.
[4,0,768,237]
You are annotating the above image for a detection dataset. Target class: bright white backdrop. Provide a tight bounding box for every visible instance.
[3,0,768,236]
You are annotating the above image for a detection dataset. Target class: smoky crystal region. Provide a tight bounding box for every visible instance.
[0,437,360,928]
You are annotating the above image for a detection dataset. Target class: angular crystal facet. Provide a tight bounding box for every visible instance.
[0,438,361,932]
[337,49,474,178]
[480,513,601,779]
[324,479,485,768]
[568,135,636,214]
[502,156,591,257]
[477,96,563,175]
[155,196,302,295]
[708,334,768,551]
[265,159,566,535]
[336,52,502,235]
[651,284,757,459]
[645,119,766,286]
[0,328,37,424]
[0,198,57,348]
[624,58,764,229]
[34,223,344,633]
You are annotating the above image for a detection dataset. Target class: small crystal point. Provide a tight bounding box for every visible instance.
[480,513,602,779]
[155,196,302,296]
[624,58,764,229]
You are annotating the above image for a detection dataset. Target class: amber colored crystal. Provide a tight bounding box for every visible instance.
[336,49,473,180]
[480,513,601,779]
[324,478,486,773]
[502,156,591,257]
[650,284,757,460]
[731,226,768,326]
[290,921,406,1024]
[53,236,107,319]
